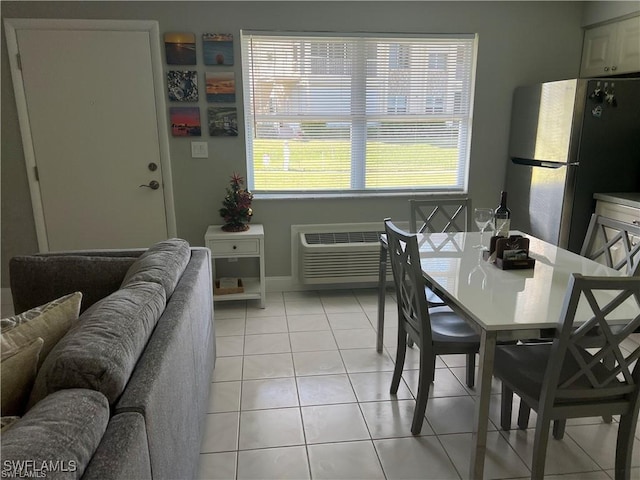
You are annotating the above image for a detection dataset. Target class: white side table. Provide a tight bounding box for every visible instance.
[204,224,266,308]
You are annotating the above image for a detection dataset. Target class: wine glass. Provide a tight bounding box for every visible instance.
[474,208,494,250]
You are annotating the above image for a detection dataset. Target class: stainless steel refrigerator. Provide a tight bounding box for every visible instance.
[506,78,640,253]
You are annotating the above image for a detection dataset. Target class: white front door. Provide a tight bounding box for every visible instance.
[5,19,175,251]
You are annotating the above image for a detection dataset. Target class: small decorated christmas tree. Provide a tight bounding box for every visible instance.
[219,173,254,232]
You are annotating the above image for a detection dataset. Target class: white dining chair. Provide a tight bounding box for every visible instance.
[385,219,480,434]
[511,213,640,435]
[497,274,640,479]
[376,198,469,353]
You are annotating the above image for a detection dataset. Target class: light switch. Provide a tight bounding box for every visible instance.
[191,141,208,158]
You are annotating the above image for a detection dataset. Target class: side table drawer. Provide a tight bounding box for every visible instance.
[208,239,260,255]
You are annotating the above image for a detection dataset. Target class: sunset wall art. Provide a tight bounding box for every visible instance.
[170,107,201,137]
[164,32,196,65]
[205,72,235,103]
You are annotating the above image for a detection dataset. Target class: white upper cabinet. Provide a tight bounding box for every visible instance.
[614,16,640,74]
[580,15,640,77]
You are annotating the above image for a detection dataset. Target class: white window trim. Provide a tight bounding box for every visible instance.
[241,30,478,199]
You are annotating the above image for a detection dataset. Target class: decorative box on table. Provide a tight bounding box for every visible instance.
[483,235,536,270]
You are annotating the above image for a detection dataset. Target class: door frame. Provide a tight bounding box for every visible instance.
[4,18,177,252]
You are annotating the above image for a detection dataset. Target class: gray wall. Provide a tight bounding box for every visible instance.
[582,1,640,26]
[1,1,586,287]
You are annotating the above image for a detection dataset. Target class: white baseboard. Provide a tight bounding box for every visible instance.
[266,276,297,292]
[266,276,378,293]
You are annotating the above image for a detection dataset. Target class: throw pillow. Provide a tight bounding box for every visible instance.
[1,292,82,369]
[120,238,190,298]
[28,281,166,408]
[1,389,109,479]
[1,337,43,416]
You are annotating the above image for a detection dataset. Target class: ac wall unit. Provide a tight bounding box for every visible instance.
[296,223,394,285]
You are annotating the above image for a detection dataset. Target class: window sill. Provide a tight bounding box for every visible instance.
[253,190,467,200]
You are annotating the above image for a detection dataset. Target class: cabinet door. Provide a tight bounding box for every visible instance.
[580,22,616,77]
[612,16,640,75]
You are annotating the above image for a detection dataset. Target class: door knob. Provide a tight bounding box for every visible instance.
[139,180,160,190]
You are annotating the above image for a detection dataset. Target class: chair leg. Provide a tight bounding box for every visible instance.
[601,353,615,424]
[465,352,475,388]
[376,244,387,354]
[552,419,566,440]
[614,412,638,480]
[517,400,530,430]
[411,348,433,435]
[500,383,513,431]
[531,417,552,480]
[390,324,407,394]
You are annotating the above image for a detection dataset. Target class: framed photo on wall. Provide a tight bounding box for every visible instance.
[170,107,201,137]
[167,71,198,102]
[208,107,238,136]
[203,33,233,65]
[205,72,235,103]
[164,32,196,65]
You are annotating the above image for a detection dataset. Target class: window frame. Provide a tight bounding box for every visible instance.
[241,30,478,198]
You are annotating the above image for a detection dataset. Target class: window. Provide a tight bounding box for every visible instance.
[241,32,477,195]
[428,52,447,70]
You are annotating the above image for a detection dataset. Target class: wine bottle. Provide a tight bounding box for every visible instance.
[494,191,511,237]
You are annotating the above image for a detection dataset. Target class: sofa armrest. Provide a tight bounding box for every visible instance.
[82,412,151,480]
[115,249,214,480]
[9,251,144,314]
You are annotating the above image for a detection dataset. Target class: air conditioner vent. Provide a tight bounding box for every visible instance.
[296,223,392,285]
[304,231,382,245]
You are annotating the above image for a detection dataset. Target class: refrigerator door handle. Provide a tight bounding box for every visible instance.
[511,157,580,168]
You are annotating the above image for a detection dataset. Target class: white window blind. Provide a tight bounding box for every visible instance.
[241,32,476,194]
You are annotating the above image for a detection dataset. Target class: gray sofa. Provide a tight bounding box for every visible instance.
[1,240,215,480]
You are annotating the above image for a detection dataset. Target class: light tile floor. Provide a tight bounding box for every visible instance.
[3,287,639,479]
[196,288,640,480]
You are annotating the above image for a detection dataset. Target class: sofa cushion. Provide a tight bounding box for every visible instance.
[1,337,43,417]
[1,292,82,368]
[1,389,110,480]
[120,238,190,298]
[10,255,138,314]
[28,281,166,408]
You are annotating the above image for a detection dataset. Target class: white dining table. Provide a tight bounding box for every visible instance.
[405,231,628,479]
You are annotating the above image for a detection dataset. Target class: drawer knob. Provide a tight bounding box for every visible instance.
[233,245,237,250]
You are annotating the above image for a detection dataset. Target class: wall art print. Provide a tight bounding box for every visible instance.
[205,72,236,103]
[203,33,234,65]
[164,32,196,65]
[167,71,198,102]
[170,107,201,137]
[208,107,238,137]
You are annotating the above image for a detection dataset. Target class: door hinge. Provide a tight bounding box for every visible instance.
[33,166,39,181]
[16,53,22,70]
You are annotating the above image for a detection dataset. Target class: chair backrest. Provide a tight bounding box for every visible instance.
[580,214,640,276]
[409,198,469,234]
[543,274,640,408]
[384,219,432,344]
